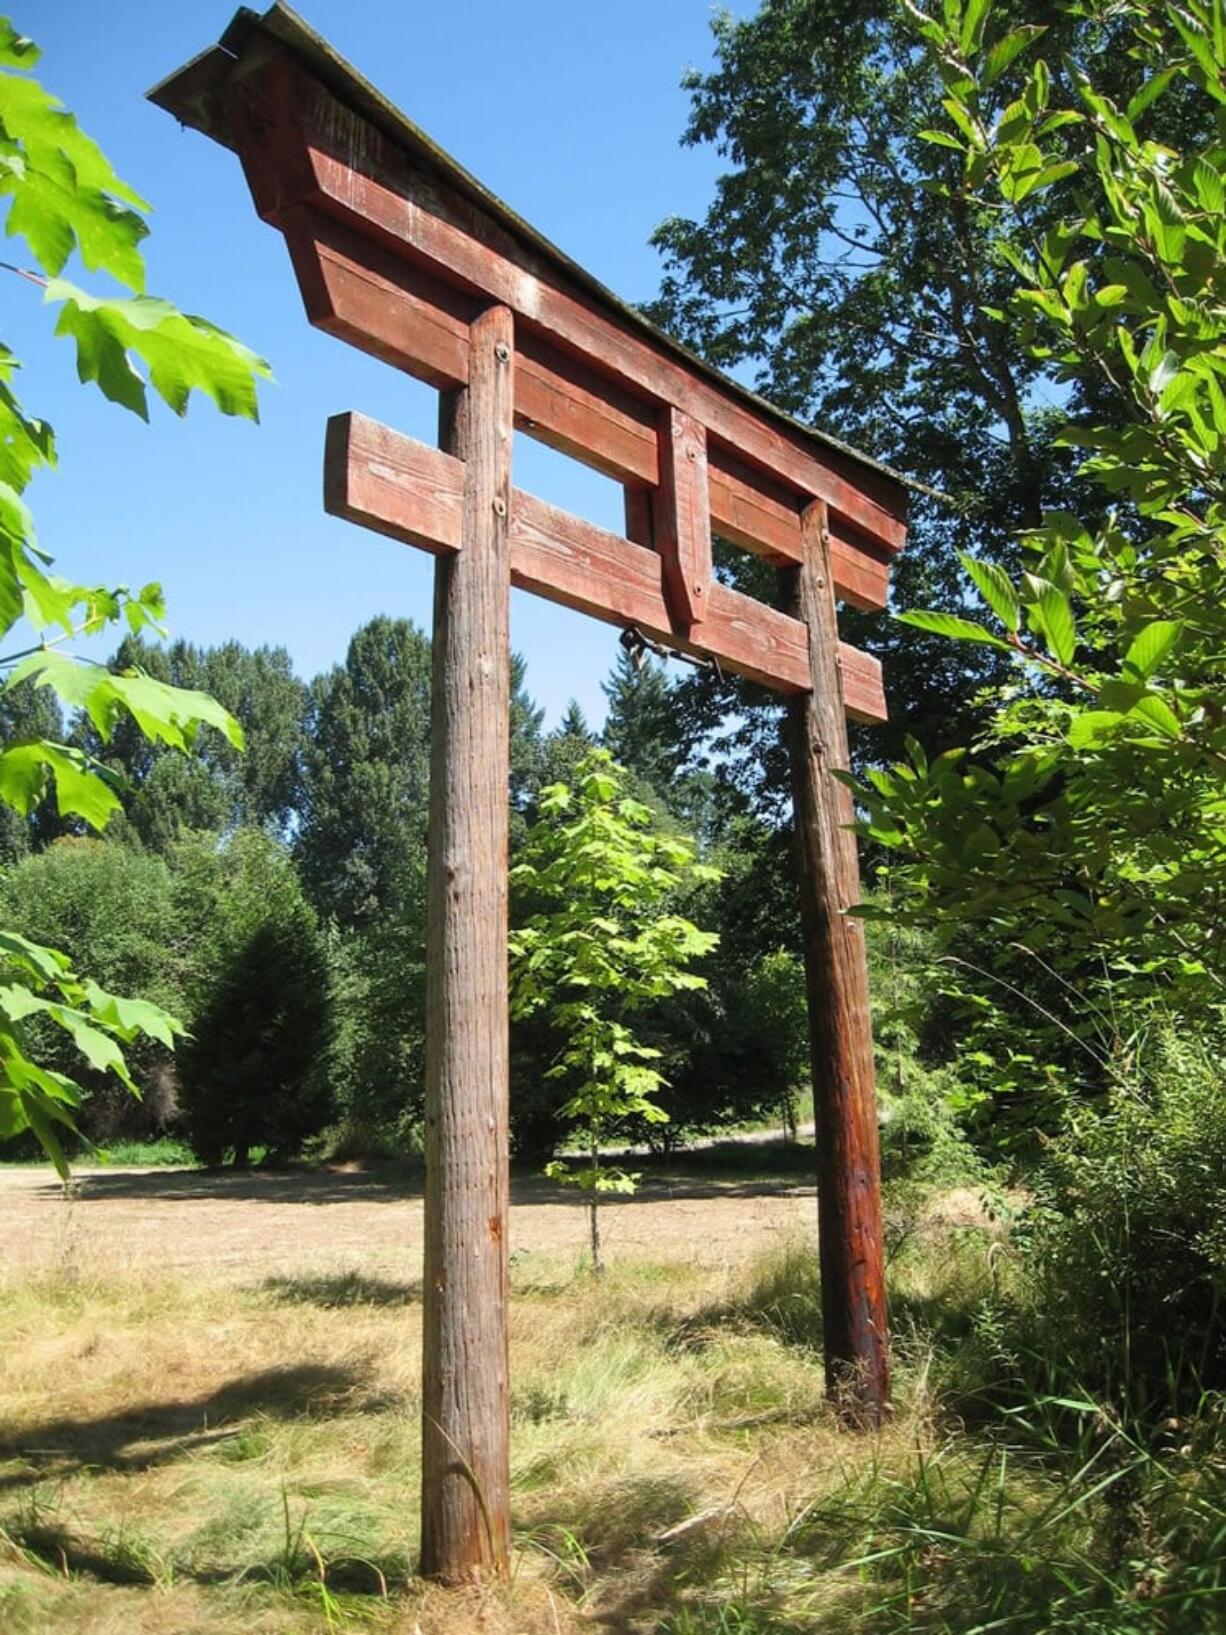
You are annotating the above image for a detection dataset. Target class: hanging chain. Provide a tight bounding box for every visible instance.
[618,624,724,683]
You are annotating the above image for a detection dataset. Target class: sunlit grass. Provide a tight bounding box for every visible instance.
[1,1195,1222,1632]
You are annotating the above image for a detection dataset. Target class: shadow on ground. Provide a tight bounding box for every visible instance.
[261,1270,422,1308]
[18,1141,816,1209]
[521,1472,758,1633]
[3,1518,412,1595]
[0,1362,384,1491]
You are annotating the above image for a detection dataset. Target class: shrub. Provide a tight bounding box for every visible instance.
[0,838,183,1144]
[1010,1034,1226,1419]
[175,830,332,1166]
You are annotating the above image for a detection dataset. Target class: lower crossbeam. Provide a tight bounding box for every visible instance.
[324,411,887,723]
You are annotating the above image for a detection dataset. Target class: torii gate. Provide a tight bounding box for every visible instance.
[153,4,908,1585]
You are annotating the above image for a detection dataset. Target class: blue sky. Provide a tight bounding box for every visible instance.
[16,1,744,728]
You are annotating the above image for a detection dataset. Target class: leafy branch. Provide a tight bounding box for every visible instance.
[0,18,269,1170]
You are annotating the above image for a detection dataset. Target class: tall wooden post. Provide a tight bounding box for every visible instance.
[780,500,890,1424]
[420,302,514,1581]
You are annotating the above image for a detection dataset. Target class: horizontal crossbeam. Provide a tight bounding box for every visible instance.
[325,412,887,722]
[280,210,894,611]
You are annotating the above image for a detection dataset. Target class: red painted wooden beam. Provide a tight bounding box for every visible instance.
[224,56,905,556]
[324,412,887,723]
[654,408,712,634]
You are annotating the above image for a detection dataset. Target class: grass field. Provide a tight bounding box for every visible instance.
[0,1155,1219,1633]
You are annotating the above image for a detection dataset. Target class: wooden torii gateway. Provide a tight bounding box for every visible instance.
[153,4,909,1585]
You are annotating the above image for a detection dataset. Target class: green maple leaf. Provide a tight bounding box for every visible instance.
[47,281,272,421]
[0,54,149,289]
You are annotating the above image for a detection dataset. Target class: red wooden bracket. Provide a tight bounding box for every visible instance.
[653,408,712,635]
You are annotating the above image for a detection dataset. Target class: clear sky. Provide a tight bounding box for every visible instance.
[16,0,743,728]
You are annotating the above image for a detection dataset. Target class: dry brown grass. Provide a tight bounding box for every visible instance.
[0,1168,999,1634]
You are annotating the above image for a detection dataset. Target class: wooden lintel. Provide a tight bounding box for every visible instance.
[654,408,712,633]
[225,54,906,558]
[325,412,887,722]
[282,210,889,610]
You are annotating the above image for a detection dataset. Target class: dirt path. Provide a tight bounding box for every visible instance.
[0,1162,819,1285]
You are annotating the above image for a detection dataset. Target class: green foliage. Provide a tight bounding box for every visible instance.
[730,950,810,1127]
[852,0,1226,1110]
[72,637,307,851]
[0,676,61,859]
[534,696,599,793]
[762,1421,1226,1632]
[0,21,268,1169]
[324,899,427,1158]
[296,620,544,1155]
[175,830,332,1167]
[510,750,719,1238]
[647,0,1179,780]
[1007,1033,1226,1417]
[295,617,432,930]
[866,910,982,1186]
[0,838,183,1147]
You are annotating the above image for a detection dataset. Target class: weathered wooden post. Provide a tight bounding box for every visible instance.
[420,304,514,1580]
[781,502,890,1422]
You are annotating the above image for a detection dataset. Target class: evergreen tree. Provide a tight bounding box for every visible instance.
[297,620,548,1151]
[176,830,332,1166]
[600,651,683,794]
[538,699,598,790]
[295,616,433,929]
[510,651,547,816]
[601,650,716,834]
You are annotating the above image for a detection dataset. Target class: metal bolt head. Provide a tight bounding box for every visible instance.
[494,341,511,363]
[492,495,507,517]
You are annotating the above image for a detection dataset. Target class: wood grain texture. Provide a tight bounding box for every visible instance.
[420,305,514,1582]
[279,218,890,608]
[780,504,890,1423]
[326,412,888,721]
[654,407,712,633]
[224,54,906,556]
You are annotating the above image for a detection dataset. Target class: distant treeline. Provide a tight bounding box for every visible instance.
[7,619,964,1166]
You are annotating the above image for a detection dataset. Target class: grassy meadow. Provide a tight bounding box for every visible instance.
[2,1159,1222,1634]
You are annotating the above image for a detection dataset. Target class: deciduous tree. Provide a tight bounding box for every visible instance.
[510,750,719,1270]
[852,0,1226,1117]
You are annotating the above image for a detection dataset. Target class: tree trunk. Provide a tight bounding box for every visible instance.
[779,500,890,1426]
[419,302,514,1582]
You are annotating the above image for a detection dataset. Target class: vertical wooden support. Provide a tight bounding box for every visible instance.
[420,302,514,1581]
[654,407,712,632]
[779,500,890,1425]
